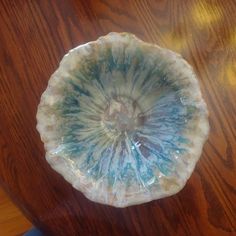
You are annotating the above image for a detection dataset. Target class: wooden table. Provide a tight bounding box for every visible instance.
[0,188,31,235]
[0,0,236,235]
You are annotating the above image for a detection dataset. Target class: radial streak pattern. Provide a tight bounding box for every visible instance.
[37,33,209,207]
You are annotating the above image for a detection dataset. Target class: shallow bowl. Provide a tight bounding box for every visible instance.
[37,32,209,207]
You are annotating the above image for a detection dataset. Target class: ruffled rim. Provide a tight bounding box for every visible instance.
[36,32,209,207]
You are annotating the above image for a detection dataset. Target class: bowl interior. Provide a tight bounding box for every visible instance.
[54,40,194,186]
[37,33,209,207]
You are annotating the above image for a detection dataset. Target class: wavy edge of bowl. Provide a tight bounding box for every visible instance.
[36,32,210,207]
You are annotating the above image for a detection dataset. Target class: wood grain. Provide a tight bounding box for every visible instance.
[0,0,236,235]
[0,188,31,236]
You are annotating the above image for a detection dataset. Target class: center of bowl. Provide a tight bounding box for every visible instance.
[101,96,144,137]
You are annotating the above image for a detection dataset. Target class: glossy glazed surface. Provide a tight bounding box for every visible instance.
[37,33,209,207]
[0,0,236,235]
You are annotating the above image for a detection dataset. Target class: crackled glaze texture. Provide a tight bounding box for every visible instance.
[36,33,209,207]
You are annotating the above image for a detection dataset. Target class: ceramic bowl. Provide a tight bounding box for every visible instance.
[36,32,209,207]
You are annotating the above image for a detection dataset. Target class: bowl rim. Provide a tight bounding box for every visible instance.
[36,32,210,207]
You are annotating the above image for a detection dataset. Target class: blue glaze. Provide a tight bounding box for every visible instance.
[51,42,197,190]
[37,33,209,207]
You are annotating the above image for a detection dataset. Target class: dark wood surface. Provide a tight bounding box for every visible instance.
[0,0,236,235]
